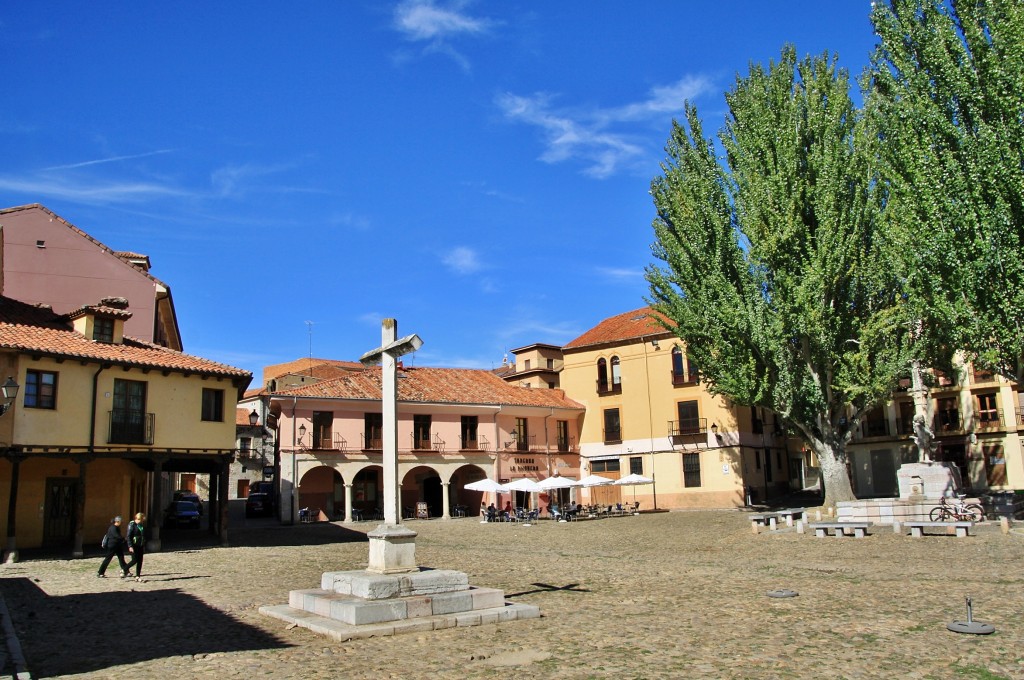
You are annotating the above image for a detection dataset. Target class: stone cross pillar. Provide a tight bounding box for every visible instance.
[359,319,423,574]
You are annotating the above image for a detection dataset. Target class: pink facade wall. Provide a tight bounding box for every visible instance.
[0,206,158,341]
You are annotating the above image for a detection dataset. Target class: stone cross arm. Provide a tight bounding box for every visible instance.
[359,333,423,366]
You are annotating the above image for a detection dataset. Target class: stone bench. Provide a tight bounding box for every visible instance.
[903,521,973,538]
[808,521,873,538]
[749,512,782,533]
[777,508,805,526]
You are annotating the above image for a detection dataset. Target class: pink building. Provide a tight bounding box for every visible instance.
[0,204,181,349]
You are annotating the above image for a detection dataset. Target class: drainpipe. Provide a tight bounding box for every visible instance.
[89,364,108,450]
[641,337,658,510]
[289,396,297,524]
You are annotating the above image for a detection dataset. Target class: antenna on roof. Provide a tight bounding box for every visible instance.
[305,321,315,375]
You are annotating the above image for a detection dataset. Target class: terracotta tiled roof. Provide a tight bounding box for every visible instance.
[0,296,250,379]
[65,304,134,320]
[263,357,364,383]
[235,407,261,426]
[274,366,584,410]
[563,307,675,350]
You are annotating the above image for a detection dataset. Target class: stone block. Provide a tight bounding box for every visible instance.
[455,612,482,627]
[330,597,408,626]
[405,595,434,619]
[290,589,327,610]
[431,590,474,615]
[470,587,506,611]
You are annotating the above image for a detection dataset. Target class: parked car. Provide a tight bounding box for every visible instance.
[173,490,203,515]
[164,500,201,529]
[245,492,273,518]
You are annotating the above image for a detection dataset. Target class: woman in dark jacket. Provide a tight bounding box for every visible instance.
[97,516,130,578]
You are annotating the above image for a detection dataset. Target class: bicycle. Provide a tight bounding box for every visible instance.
[929,494,984,522]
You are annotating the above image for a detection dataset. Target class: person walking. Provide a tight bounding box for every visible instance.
[125,512,146,582]
[97,516,129,578]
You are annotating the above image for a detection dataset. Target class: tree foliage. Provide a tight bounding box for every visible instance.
[868,0,1024,378]
[647,47,918,506]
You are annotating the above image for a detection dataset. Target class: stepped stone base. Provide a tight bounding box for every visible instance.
[259,567,540,641]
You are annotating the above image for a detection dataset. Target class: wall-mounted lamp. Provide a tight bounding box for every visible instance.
[249,408,260,427]
[0,376,19,417]
[651,339,660,349]
[298,423,307,443]
[710,422,721,440]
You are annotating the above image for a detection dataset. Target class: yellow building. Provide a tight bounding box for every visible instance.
[0,296,250,560]
[560,308,796,509]
[846,360,1024,497]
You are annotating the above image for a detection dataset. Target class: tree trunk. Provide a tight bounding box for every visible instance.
[816,444,856,508]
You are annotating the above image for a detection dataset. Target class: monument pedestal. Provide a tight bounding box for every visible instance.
[367,523,419,574]
[260,567,540,641]
[897,461,962,500]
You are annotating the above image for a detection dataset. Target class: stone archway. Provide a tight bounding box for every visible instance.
[351,466,383,519]
[449,463,491,518]
[402,465,442,519]
[298,466,343,521]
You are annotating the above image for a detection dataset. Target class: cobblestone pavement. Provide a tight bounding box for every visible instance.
[2,510,1023,680]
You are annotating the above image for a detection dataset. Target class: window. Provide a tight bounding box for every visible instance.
[862,406,888,437]
[239,437,251,452]
[515,417,529,451]
[25,370,57,409]
[414,414,432,449]
[686,353,699,383]
[683,452,701,487]
[977,393,999,425]
[629,456,643,475]
[557,420,570,452]
[672,347,699,385]
[201,388,224,422]
[461,415,479,449]
[364,413,383,449]
[546,358,554,369]
[676,401,700,435]
[751,406,763,434]
[611,356,621,386]
[524,359,531,370]
[936,397,960,432]
[590,459,621,473]
[110,379,149,444]
[313,411,333,449]
[93,317,114,343]
[897,401,915,435]
[603,408,621,443]
[597,358,609,392]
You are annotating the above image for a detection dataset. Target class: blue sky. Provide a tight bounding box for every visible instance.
[1,2,878,380]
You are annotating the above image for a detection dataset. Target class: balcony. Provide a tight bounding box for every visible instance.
[459,434,489,451]
[312,431,348,452]
[971,366,996,384]
[976,408,1003,430]
[108,410,154,445]
[505,434,536,452]
[411,433,446,453]
[361,433,382,451]
[556,436,576,453]
[671,370,699,386]
[933,411,963,434]
[603,427,622,444]
[668,418,706,437]
[596,380,622,396]
[860,418,891,438]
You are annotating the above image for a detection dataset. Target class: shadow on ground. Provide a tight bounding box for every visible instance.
[0,576,291,677]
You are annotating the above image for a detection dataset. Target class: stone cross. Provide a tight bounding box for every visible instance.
[359,318,423,573]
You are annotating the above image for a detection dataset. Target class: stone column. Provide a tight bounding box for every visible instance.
[219,458,230,546]
[3,451,22,563]
[72,457,87,558]
[441,481,451,519]
[344,483,354,522]
[149,458,164,552]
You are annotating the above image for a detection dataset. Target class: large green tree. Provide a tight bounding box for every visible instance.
[868,0,1024,378]
[647,47,917,506]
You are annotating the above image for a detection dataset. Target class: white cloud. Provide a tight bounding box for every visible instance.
[597,266,645,281]
[442,246,483,274]
[392,0,493,70]
[496,75,716,178]
[393,0,491,41]
[0,175,184,204]
[42,149,174,172]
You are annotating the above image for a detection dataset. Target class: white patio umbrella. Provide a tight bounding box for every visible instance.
[578,474,615,487]
[504,477,542,492]
[464,478,508,493]
[537,476,580,511]
[613,473,654,507]
[464,478,507,521]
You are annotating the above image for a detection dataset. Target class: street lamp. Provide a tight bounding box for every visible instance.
[0,377,19,417]
[248,409,259,427]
